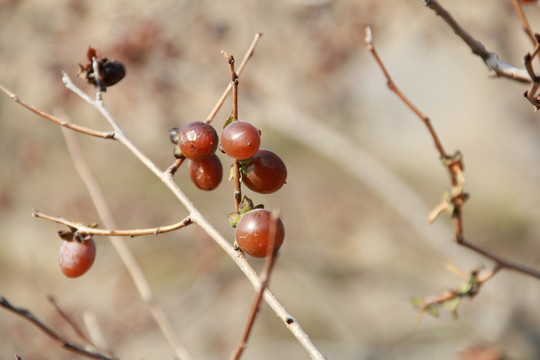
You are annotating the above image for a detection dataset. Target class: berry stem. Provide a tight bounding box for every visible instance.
[222,50,239,120]
[233,160,242,214]
[206,32,261,123]
[222,50,244,214]
[0,83,114,139]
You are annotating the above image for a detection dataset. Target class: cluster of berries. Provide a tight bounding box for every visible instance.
[170,118,287,258]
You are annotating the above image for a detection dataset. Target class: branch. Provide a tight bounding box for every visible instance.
[221,51,243,214]
[458,237,540,279]
[424,0,533,83]
[364,25,448,159]
[206,32,262,123]
[0,297,117,360]
[0,83,114,139]
[32,210,192,237]
[365,24,540,283]
[511,0,537,47]
[47,296,116,358]
[413,266,501,321]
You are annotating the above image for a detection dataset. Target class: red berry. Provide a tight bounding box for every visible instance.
[188,154,223,191]
[220,121,261,160]
[178,122,219,160]
[235,209,285,258]
[243,149,287,194]
[58,238,96,278]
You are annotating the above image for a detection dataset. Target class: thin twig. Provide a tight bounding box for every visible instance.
[166,157,185,176]
[364,25,448,159]
[230,211,281,360]
[206,32,262,123]
[221,51,243,214]
[523,38,540,108]
[33,210,192,237]
[511,0,537,47]
[222,51,240,120]
[48,296,100,351]
[0,83,114,139]
[0,297,117,360]
[458,237,540,279]
[425,0,533,82]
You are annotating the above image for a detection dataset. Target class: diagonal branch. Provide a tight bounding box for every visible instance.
[0,83,114,139]
[206,32,262,123]
[425,0,533,83]
[364,25,448,159]
[0,297,117,360]
[458,237,540,279]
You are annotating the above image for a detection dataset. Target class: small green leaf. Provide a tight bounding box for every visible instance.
[426,304,439,318]
[228,212,241,228]
[459,279,474,293]
[223,115,237,128]
[239,196,255,214]
[411,297,424,308]
[443,296,461,312]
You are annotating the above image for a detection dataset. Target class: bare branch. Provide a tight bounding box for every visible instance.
[425,0,533,83]
[0,297,117,360]
[206,32,262,123]
[458,238,540,279]
[365,24,540,283]
[511,0,537,47]
[364,25,448,159]
[33,210,192,237]
[0,83,114,139]
[47,296,116,358]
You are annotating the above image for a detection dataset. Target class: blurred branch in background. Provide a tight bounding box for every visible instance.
[365,23,540,319]
[424,0,533,83]
[0,297,116,360]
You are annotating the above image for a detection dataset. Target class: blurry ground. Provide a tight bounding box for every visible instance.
[1,0,539,359]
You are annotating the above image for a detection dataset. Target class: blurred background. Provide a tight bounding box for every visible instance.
[1,0,539,359]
